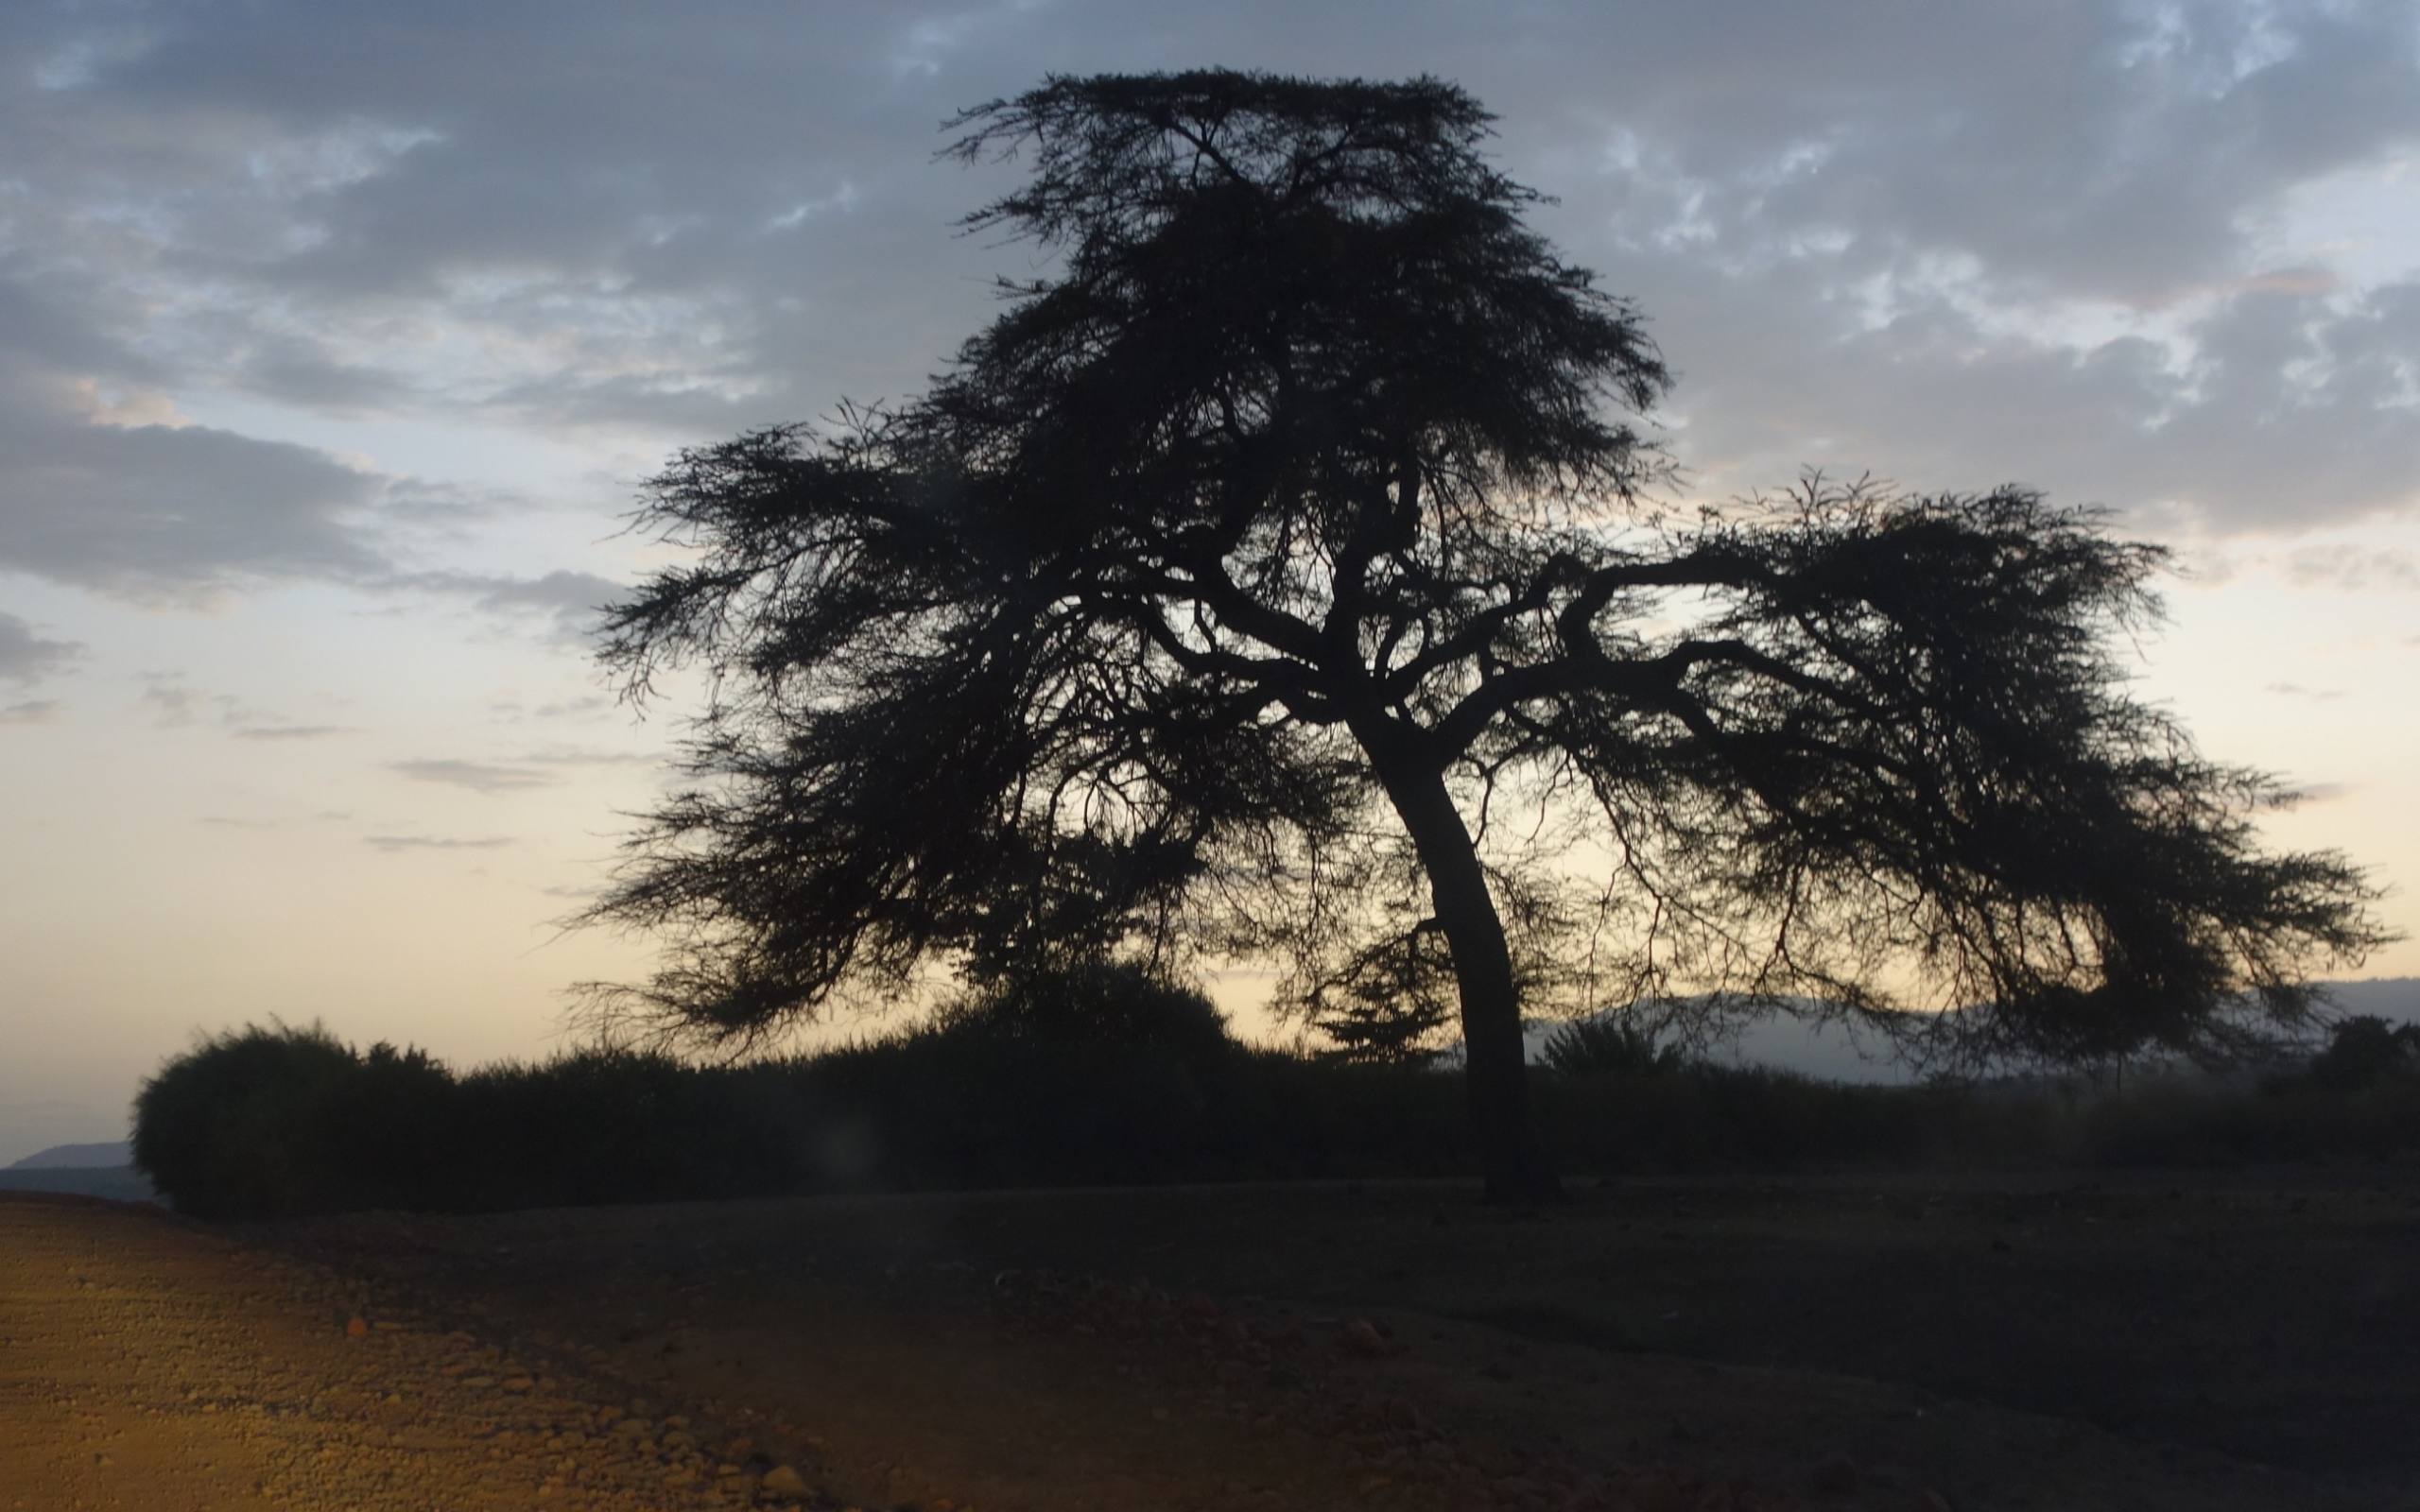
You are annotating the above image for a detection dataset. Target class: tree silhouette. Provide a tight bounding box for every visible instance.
[583,70,2387,1201]
[2309,1014,2420,1091]
[1304,922,1460,1065]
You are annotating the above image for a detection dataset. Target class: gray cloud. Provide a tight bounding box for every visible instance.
[137,674,227,730]
[0,613,82,686]
[0,0,2412,576]
[519,745,657,767]
[396,569,626,646]
[1634,267,2420,531]
[0,267,547,602]
[230,335,418,414]
[458,570,624,617]
[231,724,354,741]
[389,757,562,794]
[363,833,515,852]
[135,673,302,733]
[0,321,390,602]
[379,479,523,525]
[0,700,64,726]
[2282,544,2420,591]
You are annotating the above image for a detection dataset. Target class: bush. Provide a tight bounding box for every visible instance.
[132,998,2420,1221]
[444,1047,801,1211]
[2308,1015,2420,1092]
[132,1022,457,1219]
[1540,1016,1686,1078]
[927,960,1237,1059]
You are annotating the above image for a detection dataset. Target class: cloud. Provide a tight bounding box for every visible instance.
[519,745,658,767]
[135,672,296,732]
[0,0,2412,566]
[0,360,391,603]
[137,674,225,729]
[0,269,542,603]
[527,695,614,722]
[379,479,521,524]
[231,724,354,741]
[2282,544,2420,591]
[457,570,624,617]
[389,757,561,794]
[2265,681,2347,700]
[363,833,515,852]
[0,699,63,726]
[0,612,82,686]
[229,335,418,414]
[396,569,626,646]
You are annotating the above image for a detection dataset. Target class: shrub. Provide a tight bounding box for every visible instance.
[340,1040,461,1211]
[447,1048,807,1211]
[926,960,1236,1060]
[1540,1015,1687,1078]
[131,999,2420,1221]
[2308,1015,2420,1092]
[132,1021,456,1219]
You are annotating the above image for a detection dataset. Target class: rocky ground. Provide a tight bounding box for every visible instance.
[1,1194,849,1511]
[7,1173,2413,1511]
[0,1192,1803,1511]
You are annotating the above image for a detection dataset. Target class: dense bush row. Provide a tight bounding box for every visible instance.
[131,986,2420,1219]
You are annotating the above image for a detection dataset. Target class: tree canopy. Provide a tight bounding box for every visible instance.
[583,69,2388,1200]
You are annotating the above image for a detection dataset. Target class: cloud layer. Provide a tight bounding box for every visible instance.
[0,612,81,686]
[390,758,562,795]
[2,0,2414,608]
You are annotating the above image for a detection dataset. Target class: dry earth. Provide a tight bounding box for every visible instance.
[1,1194,823,1512]
[6,1174,2415,1511]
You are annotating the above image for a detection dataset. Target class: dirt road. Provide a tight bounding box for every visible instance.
[262,1177,2404,1512]
[6,1177,2405,1511]
[0,1194,806,1511]
[6,1191,1788,1512]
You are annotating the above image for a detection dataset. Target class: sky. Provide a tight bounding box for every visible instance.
[4,0,2418,1162]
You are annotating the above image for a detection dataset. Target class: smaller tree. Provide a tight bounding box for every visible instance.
[1540,1015,1688,1078]
[1306,923,1459,1063]
[131,1022,457,1218]
[929,958,1235,1060]
[2308,1014,2420,1091]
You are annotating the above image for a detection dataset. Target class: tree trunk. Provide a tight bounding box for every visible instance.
[1375,756,1561,1204]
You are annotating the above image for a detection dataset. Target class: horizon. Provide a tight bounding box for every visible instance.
[6,3,2418,1167]
[11,973,2419,1168]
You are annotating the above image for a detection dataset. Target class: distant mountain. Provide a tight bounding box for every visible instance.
[0,1164,155,1202]
[8,1140,132,1170]
[2312,977,2420,1024]
[1445,978,2420,1083]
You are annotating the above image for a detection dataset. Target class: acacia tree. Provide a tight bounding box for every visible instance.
[584,70,2386,1201]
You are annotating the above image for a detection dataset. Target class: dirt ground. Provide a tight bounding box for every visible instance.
[0,1193,801,1511]
[7,1170,2415,1510]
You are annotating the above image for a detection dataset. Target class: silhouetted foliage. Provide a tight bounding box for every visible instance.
[1540,1016,1687,1078]
[2309,1014,2420,1092]
[927,959,1236,1058]
[1305,924,1457,1064]
[580,68,2388,1202]
[130,1015,2420,1218]
[131,1022,452,1218]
